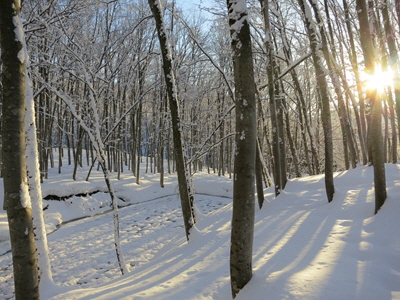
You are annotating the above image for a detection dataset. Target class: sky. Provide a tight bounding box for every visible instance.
[175,0,217,18]
[176,0,213,12]
[1,154,400,299]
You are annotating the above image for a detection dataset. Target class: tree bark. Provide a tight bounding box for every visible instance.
[0,1,40,298]
[261,0,282,196]
[381,0,400,147]
[148,0,195,240]
[356,0,387,213]
[299,0,335,202]
[309,0,358,169]
[226,0,257,297]
[343,0,368,165]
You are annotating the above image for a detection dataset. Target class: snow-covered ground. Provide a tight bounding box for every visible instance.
[1,153,400,299]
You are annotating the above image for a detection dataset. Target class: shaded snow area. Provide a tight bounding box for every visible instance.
[1,155,400,299]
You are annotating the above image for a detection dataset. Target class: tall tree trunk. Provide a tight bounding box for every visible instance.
[261,0,282,196]
[377,7,397,163]
[0,1,40,298]
[275,71,288,188]
[381,0,400,146]
[343,0,368,164]
[136,100,142,184]
[227,0,257,297]
[299,0,335,202]
[274,0,319,174]
[26,70,54,290]
[356,0,387,213]
[159,91,165,188]
[148,0,195,241]
[309,0,358,169]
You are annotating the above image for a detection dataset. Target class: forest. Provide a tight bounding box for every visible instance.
[0,0,399,299]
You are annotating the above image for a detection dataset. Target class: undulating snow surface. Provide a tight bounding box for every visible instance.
[1,152,400,299]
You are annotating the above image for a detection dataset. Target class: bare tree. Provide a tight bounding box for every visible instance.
[355,0,387,213]
[148,0,195,241]
[226,0,257,297]
[298,0,335,202]
[260,0,285,196]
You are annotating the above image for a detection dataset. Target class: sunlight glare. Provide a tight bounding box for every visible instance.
[364,65,393,93]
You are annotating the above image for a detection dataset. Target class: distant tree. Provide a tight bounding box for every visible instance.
[0,0,40,298]
[381,0,400,150]
[260,0,285,196]
[226,0,257,298]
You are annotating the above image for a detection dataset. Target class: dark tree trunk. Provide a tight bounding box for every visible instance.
[256,143,265,209]
[148,0,195,240]
[355,0,387,213]
[309,0,358,169]
[227,0,257,297]
[261,0,282,196]
[343,0,368,164]
[0,1,40,298]
[299,0,335,202]
[381,0,400,148]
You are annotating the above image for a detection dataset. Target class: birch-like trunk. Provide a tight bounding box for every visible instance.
[24,32,54,290]
[45,81,129,275]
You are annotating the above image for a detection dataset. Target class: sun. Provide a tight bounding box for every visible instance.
[364,65,393,93]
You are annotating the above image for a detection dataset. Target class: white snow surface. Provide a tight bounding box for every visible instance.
[1,153,400,299]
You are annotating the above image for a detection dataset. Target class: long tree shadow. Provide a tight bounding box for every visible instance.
[237,166,400,300]
[47,165,400,300]
[51,203,235,300]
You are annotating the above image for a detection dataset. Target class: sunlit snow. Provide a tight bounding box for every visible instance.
[0,152,400,299]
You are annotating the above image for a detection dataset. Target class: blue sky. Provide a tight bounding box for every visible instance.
[175,0,213,13]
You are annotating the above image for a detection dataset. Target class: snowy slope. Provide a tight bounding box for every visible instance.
[1,157,400,299]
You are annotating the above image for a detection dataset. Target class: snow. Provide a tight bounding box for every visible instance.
[228,0,248,41]
[19,182,31,208]
[12,16,25,64]
[1,153,400,299]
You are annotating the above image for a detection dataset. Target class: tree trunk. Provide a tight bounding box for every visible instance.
[309,0,358,169]
[381,0,400,147]
[299,0,335,202]
[148,0,195,241]
[227,0,257,297]
[274,0,319,174]
[343,0,368,164]
[261,0,282,196]
[356,0,387,212]
[0,1,40,298]
[25,67,54,289]
[256,143,265,209]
